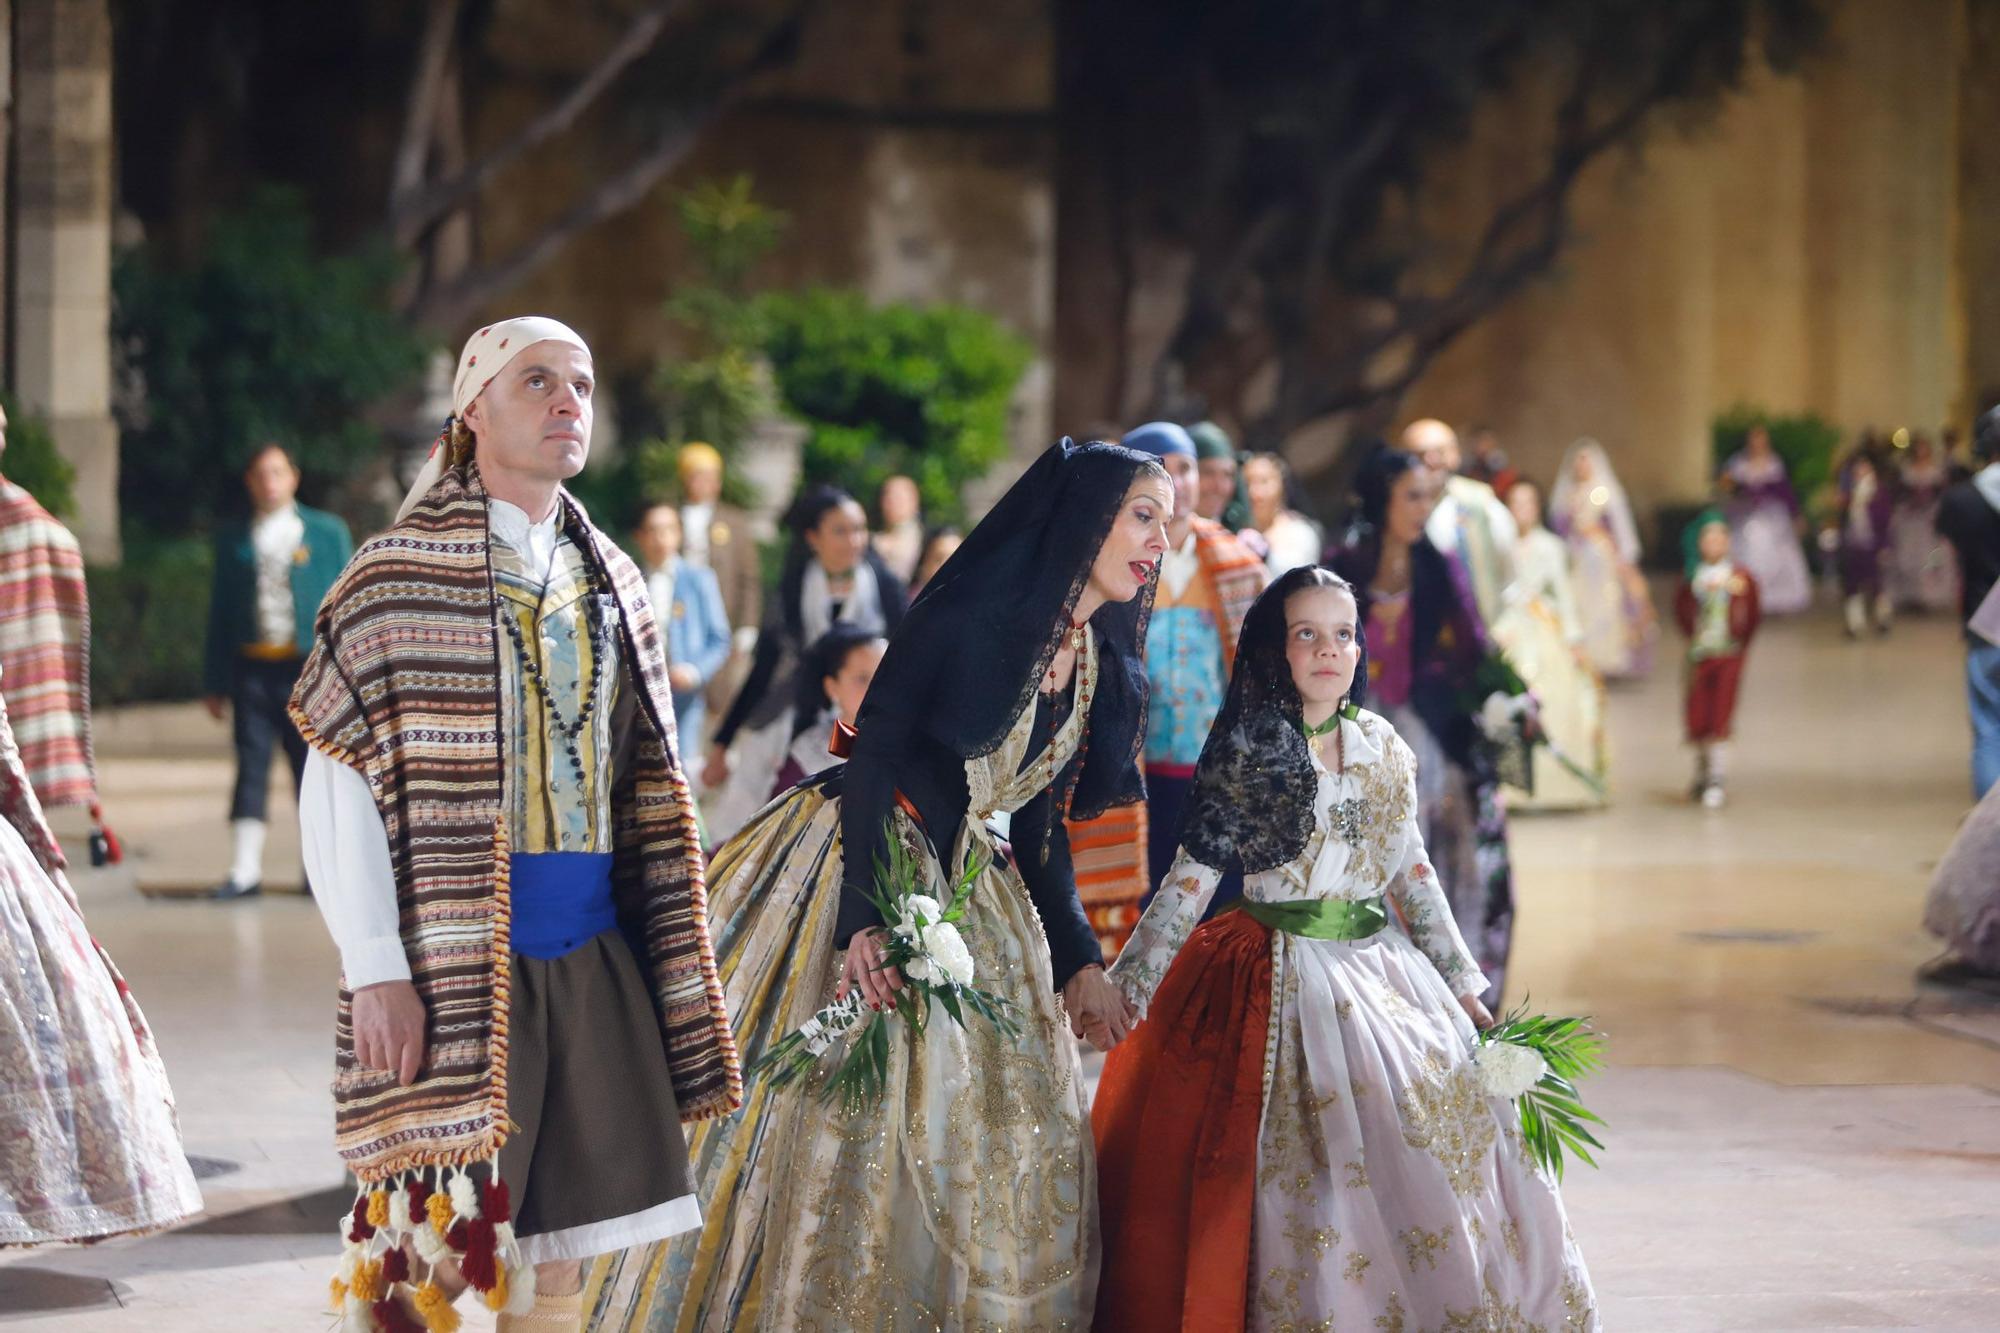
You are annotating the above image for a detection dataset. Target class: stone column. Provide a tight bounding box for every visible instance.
[11,0,118,562]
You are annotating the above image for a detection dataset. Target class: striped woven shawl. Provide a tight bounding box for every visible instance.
[0,482,96,808]
[289,462,738,1184]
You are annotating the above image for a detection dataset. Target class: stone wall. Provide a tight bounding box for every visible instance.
[1356,0,1973,523]
[9,0,118,561]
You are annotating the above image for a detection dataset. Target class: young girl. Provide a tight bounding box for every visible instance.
[1676,511,1761,808]
[1498,478,1608,810]
[769,623,887,798]
[1094,566,1597,1332]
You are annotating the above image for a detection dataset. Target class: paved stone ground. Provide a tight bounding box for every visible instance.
[3,606,1997,1330]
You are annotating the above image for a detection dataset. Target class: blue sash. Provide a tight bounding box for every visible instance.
[509,851,618,959]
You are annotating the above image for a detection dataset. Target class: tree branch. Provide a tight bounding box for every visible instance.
[406,6,807,329]
[388,0,464,217]
[390,0,689,249]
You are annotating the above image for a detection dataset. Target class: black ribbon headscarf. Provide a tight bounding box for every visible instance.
[1176,565,1368,875]
[855,438,1164,819]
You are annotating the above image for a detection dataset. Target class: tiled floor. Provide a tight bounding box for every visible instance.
[4,603,1997,1330]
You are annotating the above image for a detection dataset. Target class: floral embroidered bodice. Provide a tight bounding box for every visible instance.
[1111,708,1485,1012]
[966,623,1098,823]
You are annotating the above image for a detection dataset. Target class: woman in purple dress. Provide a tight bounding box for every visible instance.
[1719,425,1814,615]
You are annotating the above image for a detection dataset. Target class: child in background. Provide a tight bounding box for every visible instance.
[770,624,888,799]
[1676,512,1762,808]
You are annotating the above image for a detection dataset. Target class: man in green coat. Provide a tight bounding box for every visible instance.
[203,443,351,898]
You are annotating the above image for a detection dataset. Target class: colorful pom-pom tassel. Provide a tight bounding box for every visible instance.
[425,1190,455,1236]
[411,1223,449,1267]
[447,1172,480,1221]
[458,1218,498,1292]
[407,1180,434,1226]
[349,1196,377,1242]
[482,1267,508,1313]
[372,1297,425,1333]
[414,1281,462,1333]
[329,1276,348,1309]
[366,1190,391,1229]
[503,1268,538,1317]
[350,1257,386,1305]
[381,1245,411,1286]
[480,1178,511,1225]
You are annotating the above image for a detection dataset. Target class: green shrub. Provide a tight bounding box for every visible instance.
[87,533,213,704]
[0,393,77,519]
[112,185,427,536]
[758,289,1033,525]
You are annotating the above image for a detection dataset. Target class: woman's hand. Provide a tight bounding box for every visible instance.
[1458,991,1495,1031]
[701,744,731,789]
[836,928,905,1012]
[1064,965,1136,1052]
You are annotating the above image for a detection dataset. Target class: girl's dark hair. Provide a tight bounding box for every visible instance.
[785,484,858,538]
[1351,443,1423,534]
[791,622,886,734]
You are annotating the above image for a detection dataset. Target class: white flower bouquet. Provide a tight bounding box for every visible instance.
[745,820,1021,1114]
[1473,1003,1607,1180]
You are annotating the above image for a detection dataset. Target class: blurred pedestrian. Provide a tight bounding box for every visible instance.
[1718,424,1812,615]
[909,526,962,600]
[677,442,760,726]
[1890,433,1958,612]
[770,623,887,798]
[635,501,731,751]
[1836,446,1895,637]
[1675,511,1761,809]
[871,473,925,586]
[1548,438,1657,679]
[1399,418,1516,630]
[202,443,349,898]
[1243,451,1322,575]
[1936,405,2000,797]
[0,401,104,822]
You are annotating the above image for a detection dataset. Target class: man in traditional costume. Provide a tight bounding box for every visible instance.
[1401,417,1518,630]
[676,442,760,738]
[292,317,738,1331]
[204,443,351,898]
[0,402,102,819]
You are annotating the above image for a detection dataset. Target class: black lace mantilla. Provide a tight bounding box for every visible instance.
[1179,708,1318,875]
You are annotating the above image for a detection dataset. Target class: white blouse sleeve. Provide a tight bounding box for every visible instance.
[301,748,409,988]
[1107,848,1226,1018]
[1386,740,1488,998]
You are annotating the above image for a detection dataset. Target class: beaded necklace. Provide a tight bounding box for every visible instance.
[498,542,608,792]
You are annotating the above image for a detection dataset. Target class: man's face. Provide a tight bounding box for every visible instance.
[1400,420,1460,477]
[636,505,682,568]
[462,340,594,485]
[1196,455,1236,520]
[682,462,722,505]
[245,447,300,511]
[1162,454,1199,530]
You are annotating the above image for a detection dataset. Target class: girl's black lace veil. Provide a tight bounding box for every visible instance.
[1178,565,1367,875]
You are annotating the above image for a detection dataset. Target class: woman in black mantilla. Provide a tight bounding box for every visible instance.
[1325,444,1514,1004]
[590,440,1171,1330]
[699,484,906,844]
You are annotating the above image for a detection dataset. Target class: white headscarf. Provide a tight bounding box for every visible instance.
[395,315,592,521]
[1549,437,1642,565]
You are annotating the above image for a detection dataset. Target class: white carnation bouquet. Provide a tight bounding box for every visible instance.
[1471,1003,1607,1179]
[746,820,1020,1115]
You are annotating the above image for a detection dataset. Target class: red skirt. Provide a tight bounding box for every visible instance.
[1091,908,1274,1332]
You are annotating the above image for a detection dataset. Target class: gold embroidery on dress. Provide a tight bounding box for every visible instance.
[1374,1291,1408,1332]
[1502,1218,1525,1262]
[1344,1159,1370,1189]
[1397,1052,1497,1197]
[1437,1273,1546,1332]
[1344,1251,1372,1283]
[1401,1225,1452,1272]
